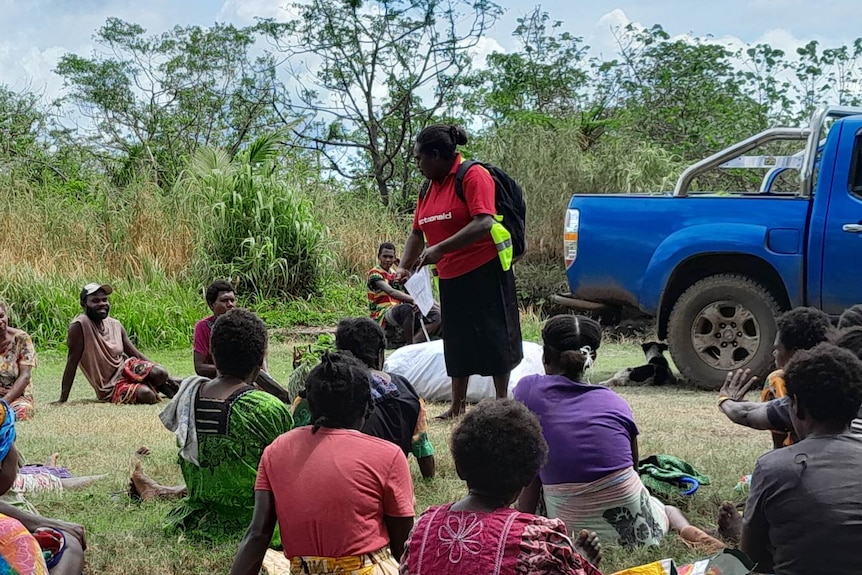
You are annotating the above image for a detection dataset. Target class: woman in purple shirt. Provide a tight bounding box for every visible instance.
[514,315,723,550]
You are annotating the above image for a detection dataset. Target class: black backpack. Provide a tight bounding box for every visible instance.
[420,160,527,259]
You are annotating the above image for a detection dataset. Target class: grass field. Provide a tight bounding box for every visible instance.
[16,337,770,575]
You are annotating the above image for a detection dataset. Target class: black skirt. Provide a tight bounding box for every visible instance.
[438,257,523,377]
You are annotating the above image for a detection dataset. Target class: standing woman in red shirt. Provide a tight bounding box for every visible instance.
[397,125,522,419]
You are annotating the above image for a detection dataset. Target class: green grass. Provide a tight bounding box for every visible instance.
[17,337,769,575]
[0,273,368,351]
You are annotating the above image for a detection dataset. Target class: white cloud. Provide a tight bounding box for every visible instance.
[588,8,810,66]
[219,0,298,23]
[586,9,643,60]
[470,35,505,65]
[755,28,807,55]
[18,47,66,100]
[0,0,211,100]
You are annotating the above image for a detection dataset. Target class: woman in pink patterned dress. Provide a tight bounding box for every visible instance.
[0,301,36,420]
[399,399,603,575]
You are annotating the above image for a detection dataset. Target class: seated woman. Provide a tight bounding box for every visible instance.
[0,401,85,575]
[335,317,436,479]
[130,308,293,543]
[0,300,36,420]
[229,351,415,575]
[514,315,723,550]
[400,398,602,575]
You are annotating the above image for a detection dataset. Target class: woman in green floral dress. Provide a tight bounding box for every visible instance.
[132,309,292,543]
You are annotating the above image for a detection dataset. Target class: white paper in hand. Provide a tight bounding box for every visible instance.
[404,266,435,317]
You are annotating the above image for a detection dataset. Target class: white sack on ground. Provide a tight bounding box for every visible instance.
[384,340,544,402]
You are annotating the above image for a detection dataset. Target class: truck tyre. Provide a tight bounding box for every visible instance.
[667,274,781,391]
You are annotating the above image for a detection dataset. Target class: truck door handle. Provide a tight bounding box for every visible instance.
[843,224,862,233]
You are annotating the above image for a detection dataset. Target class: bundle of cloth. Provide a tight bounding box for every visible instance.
[384,340,545,402]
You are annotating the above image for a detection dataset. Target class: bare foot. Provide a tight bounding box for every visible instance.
[717,501,742,543]
[434,406,466,421]
[129,460,156,501]
[135,446,151,457]
[574,529,602,566]
[45,452,60,467]
[679,525,727,554]
[129,461,186,501]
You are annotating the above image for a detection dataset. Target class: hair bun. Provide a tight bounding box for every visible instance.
[449,125,468,146]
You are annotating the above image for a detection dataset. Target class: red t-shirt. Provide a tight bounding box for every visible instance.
[255,427,415,558]
[192,315,215,364]
[412,154,498,279]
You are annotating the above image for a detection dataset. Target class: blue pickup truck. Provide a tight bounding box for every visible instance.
[562,106,862,390]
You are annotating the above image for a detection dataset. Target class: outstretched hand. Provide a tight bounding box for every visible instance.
[719,368,759,402]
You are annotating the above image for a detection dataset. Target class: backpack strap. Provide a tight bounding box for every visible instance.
[453,160,479,203]
[419,179,431,200]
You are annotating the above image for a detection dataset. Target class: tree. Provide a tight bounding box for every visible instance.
[0,85,92,186]
[0,87,51,176]
[735,44,794,125]
[259,0,501,207]
[476,9,589,121]
[790,40,862,121]
[467,7,618,150]
[54,18,283,187]
[613,24,768,160]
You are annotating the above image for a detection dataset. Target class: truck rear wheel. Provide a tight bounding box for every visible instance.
[667,274,781,391]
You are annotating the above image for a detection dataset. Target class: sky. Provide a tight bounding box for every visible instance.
[0,0,858,102]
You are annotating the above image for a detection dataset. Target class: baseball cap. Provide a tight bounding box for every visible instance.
[81,283,113,297]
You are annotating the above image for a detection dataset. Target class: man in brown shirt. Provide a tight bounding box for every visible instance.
[54,283,176,404]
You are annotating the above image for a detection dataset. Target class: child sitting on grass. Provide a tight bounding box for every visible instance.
[399,399,603,575]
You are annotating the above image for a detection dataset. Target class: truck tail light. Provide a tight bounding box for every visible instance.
[564,208,580,268]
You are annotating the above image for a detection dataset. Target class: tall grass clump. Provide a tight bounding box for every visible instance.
[312,191,414,274]
[0,175,194,278]
[179,134,331,299]
[477,122,684,260]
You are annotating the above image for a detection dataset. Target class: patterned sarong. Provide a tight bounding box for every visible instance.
[760,369,793,446]
[110,358,158,404]
[543,467,669,547]
[262,547,398,575]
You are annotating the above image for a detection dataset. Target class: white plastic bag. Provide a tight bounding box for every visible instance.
[383,340,545,402]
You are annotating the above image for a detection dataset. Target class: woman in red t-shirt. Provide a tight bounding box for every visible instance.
[229,352,415,575]
[396,125,523,419]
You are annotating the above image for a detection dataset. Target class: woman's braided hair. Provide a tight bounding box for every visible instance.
[335,317,385,370]
[541,314,602,381]
[301,351,371,433]
[415,124,468,161]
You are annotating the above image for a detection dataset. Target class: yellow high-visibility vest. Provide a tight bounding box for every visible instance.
[490,216,513,271]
